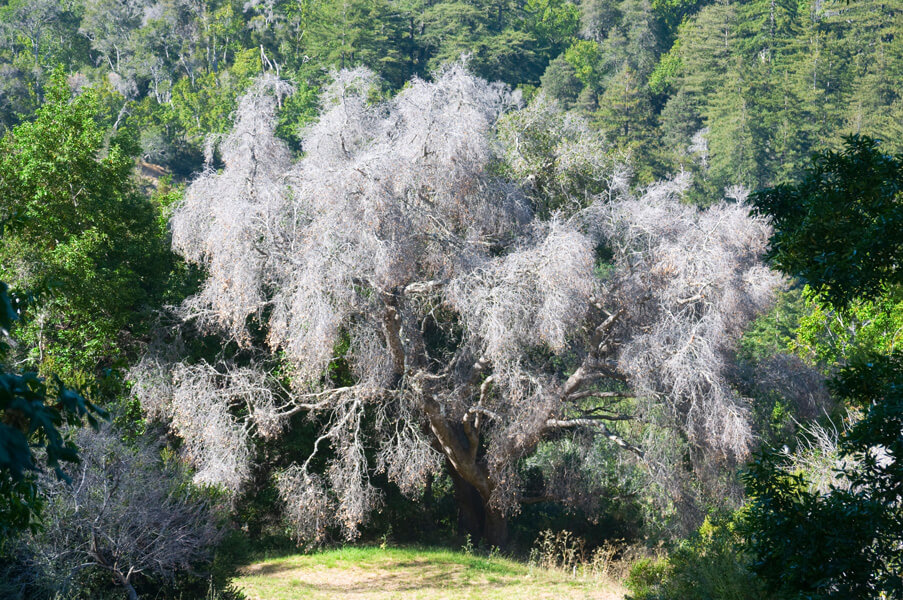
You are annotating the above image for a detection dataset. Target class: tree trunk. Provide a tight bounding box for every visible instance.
[115,572,139,600]
[447,462,509,548]
[422,395,509,547]
[448,463,484,540]
[124,582,139,600]
[483,505,508,549]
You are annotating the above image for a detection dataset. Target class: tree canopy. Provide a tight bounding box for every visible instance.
[132,68,781,546]
[0,70,170,383]
[752,136,903,308]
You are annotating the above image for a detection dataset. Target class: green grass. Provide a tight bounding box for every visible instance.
[233,545,626,599]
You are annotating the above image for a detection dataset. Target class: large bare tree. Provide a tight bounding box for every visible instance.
[132,65,780,546]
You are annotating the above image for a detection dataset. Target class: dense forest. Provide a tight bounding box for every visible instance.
[0,0,900,186]
[0,0,901,598]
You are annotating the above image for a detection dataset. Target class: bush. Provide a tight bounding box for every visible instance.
[626,515,767,600]
[626,557,669,600]
[740,354,903,599]
[12,426,225,599]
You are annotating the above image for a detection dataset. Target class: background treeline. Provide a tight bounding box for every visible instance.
[0,0,900,186]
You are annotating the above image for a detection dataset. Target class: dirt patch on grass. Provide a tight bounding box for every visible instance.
[235,550,626,600]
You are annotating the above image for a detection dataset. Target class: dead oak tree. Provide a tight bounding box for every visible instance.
[132,66,780,546]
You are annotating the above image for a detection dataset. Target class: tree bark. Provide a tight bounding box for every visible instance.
[446,459,509,548]
[115,572,139,600]
[124,581,139,600]
[483,505,509,549]
[448,463,484,541]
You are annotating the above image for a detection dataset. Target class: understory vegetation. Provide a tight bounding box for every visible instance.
[1,0,901,598]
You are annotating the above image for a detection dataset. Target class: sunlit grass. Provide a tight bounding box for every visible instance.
[233,545,626,599]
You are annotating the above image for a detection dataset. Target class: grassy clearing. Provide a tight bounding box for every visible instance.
[233,545,627,599]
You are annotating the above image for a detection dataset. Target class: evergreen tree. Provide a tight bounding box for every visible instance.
[419,0,545,84]
[540,54,583,107]
[295,0,408,86]
[595,64,659,181]
[704,62,763,191]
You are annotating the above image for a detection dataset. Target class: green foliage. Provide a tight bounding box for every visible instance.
[0,0,897,201]
[641,0,903,196]
[752,136,903,308]
[563,39,605,88]
[0,69,171,383]
[793,286,903,368]
[595,65,660,182]
[647,40,681,95]
[495,93,618,217]
[625,557,670,599]
[743,130,903,600]
[0,74,180,550]
[296,0,408,85]
[651,0,706,39]
[659,515,765,599]
[419,0,543,85]
[0,281,106,536]
[523,0,580,66]
[0,0,90,132]
[738,289,807,362]
[540,56,582,107]
[735,288,822,444]
[275,78,321,150]
[626,514,767,600]
[741,367,903,599]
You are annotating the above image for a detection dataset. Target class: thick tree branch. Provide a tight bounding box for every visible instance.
[566,389,633,401]
[422,395,492,499]
[574,409,635,420]
[380,293,406,378]
[589,308,624,349]
[467,405,502,422]
[404,280,446,295]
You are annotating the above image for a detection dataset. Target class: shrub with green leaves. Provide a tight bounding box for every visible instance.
[1,281,106,537]
[744,135,903,599]
[741,354,903,599]
[625,514,767,600]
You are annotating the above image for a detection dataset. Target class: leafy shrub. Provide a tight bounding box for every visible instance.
[626,515,767,600]
[625,557,669,599]
[740,353,903,600]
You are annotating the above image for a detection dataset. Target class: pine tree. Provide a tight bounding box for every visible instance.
[705,62,763,192]
[419,0,546,84]
[293,0,408,86]
[595,64,659,181]
[676,0,738,102]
